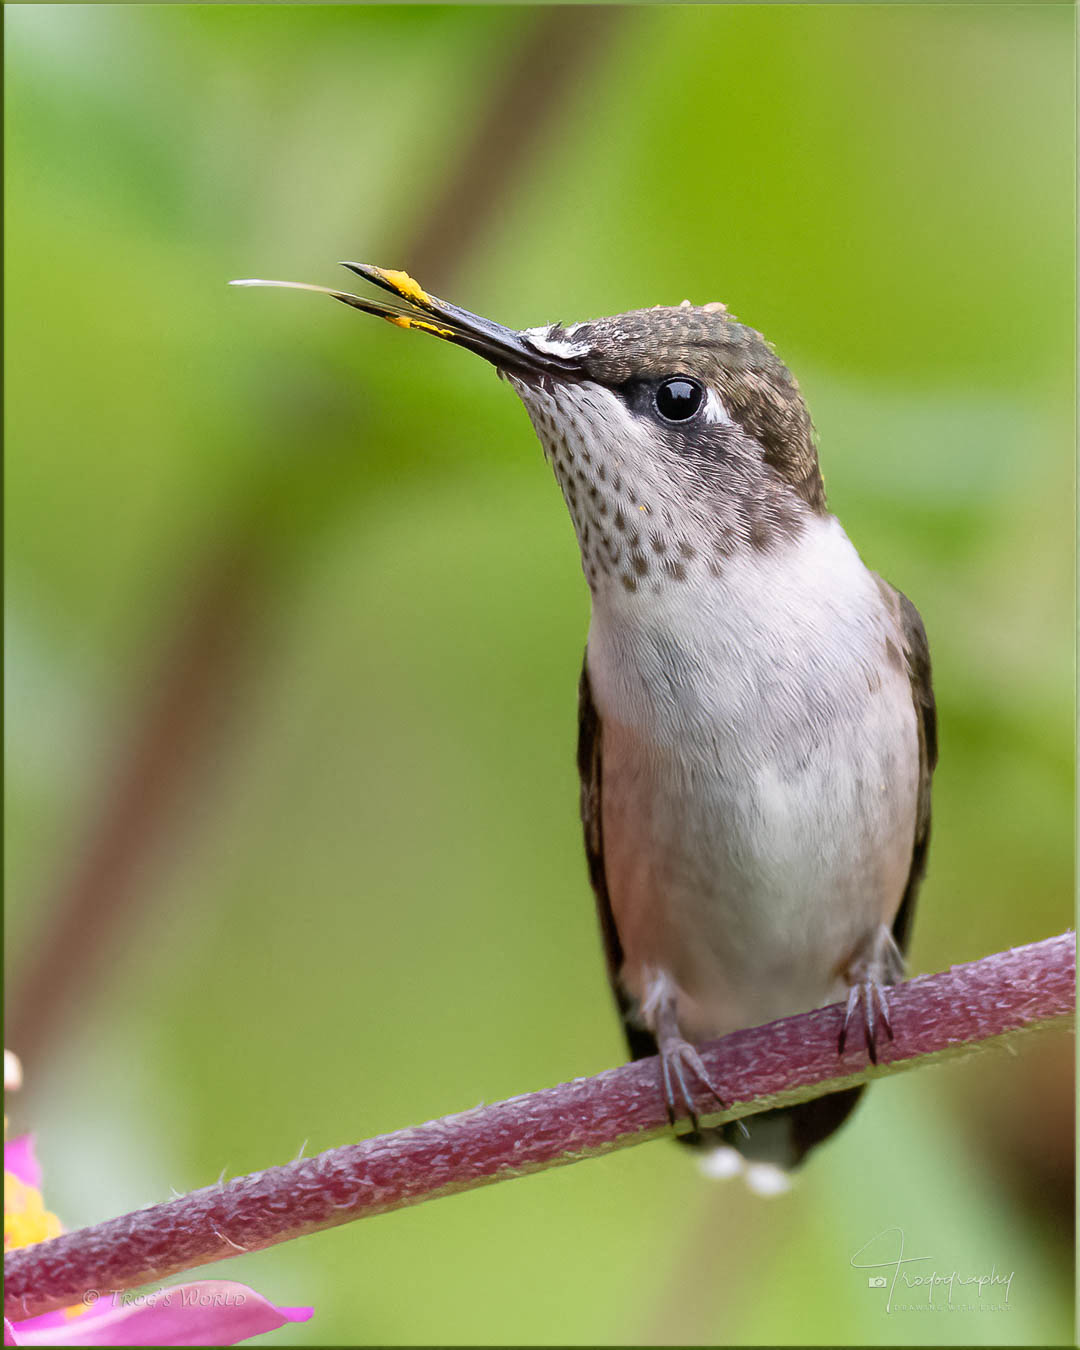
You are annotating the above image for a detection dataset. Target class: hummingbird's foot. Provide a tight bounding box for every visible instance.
[641,968,749,1138]
[838,924,905,1063]
[839,979,893,1063]
[658,1034,733,1135]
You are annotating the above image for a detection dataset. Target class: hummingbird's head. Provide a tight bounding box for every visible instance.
[232,265,824,597]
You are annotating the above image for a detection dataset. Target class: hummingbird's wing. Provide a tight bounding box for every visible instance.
[577,656,658,1062]
[876,578,938,959]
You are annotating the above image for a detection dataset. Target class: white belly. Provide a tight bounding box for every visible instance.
[587,515,920,1042]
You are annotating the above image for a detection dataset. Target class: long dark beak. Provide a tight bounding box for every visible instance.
[230,262,585,380]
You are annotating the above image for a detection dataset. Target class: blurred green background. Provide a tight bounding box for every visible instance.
[5,4,1074,1345]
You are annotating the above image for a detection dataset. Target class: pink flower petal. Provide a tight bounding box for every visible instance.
[7,1282,312,1346]
[4,1312,71,1336]
[3,1136,42,1190]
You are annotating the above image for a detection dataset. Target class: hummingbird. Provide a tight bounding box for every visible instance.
[233,264,937,1170]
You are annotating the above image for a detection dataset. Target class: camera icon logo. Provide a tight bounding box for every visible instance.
[867,1276,888,1289]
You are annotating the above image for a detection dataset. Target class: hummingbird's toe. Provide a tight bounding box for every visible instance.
[838,983,859,1056]
[862,980,879,1063]
[872,978,895,1041]
[840,979,885,1060]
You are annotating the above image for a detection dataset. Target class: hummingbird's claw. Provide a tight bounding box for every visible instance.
[658,1035,748,1139]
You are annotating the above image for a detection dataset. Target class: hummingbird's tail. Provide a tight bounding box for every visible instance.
[677,1085,867,1171]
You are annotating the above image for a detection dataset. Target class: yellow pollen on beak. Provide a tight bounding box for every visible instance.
[385,315,454,338]
[378,269,431,306]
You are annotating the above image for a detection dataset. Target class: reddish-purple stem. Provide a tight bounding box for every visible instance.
[5,933,1074,1323]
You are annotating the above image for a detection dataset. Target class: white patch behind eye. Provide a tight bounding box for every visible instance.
[702,387,735,426]
[522,325,591,359]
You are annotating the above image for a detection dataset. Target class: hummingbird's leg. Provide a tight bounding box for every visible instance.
[642,971,747,1137]
[838,924,905,1062]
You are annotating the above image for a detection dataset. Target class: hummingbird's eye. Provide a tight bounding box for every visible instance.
[654,377,704,422]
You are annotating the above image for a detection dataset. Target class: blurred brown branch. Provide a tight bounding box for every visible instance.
[408,5,626,284]
[5,933,1073,1324]
[5,4,626,1070]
